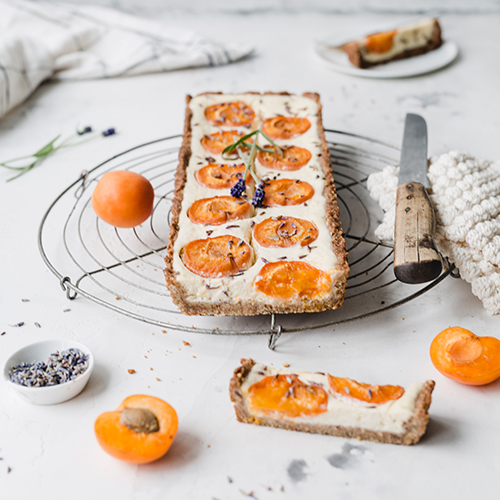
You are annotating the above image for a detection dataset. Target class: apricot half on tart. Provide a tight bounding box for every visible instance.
[205,101,255,127]
[327,375,404,405]
[262,116,311,140]
[257,145,312,171]
[254,261,330,299]
[364,30,397,54]
[262,179,314,207]
[248,374,328,418]
[187,196,251,225]
[201,131,251,155]
[182,235,252,278]
[94,395,178,464]
[196,164,251,190]
[430,327,500,385]
[254,216,318,248]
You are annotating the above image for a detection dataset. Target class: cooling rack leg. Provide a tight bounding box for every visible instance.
[60,277,78,300]
[268,324,282,351]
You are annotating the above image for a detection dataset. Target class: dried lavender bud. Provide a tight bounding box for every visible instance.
[230,174,246,198]
[77,126,92,136]
[252,181,266,208]
[102,128,116,137]
[9,348,89,387]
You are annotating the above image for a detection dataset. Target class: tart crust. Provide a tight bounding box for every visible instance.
[230,359,435,445]
[164,92,349,316]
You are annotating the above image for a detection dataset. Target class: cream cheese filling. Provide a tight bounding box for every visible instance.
[359,18,438,63]
[172,93,343,304]
[240,363,423,434]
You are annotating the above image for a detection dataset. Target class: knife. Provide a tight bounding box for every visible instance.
[393,113,442,284]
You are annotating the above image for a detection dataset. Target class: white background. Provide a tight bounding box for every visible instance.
[1,6,500,500]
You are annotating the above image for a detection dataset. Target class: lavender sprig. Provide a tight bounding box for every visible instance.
[252,181,266,207]
[230,174,246,198]
[1,126,116,182]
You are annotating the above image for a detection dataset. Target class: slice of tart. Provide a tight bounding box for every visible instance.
[230,359,435,445]
[342,18,442,69]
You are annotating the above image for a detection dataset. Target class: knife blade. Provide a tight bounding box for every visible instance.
[393,113,442,284]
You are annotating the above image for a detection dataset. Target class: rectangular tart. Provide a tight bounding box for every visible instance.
[342,18,442,69]
[164,92,349,316]
[230,359,435,445]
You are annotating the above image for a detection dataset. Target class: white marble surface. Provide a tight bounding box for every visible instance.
[1,13,500,500]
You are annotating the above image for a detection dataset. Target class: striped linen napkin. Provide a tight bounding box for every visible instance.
[0,0,253,118]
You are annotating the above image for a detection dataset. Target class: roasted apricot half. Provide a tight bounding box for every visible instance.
[205,101,255,127]
[94,395,178,464]
[254,216,318,248]
[262,179,314,207]
[364,30,397,54]
[262,116,311,140]
[196,164,251,190]
[254,261,330,299]
[187,196,251,225]
[248,374,328,418]
[201,131,251,155]
[328,374,404,405]
[430,327,500,385]
[257,145,312,171]
[182,235,252,278]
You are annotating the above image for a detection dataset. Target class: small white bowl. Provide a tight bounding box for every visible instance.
[3,340,95,405]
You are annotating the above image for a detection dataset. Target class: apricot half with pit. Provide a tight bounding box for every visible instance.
[430,327,500,385]
[94,395,178,463]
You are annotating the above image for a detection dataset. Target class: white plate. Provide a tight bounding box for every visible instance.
[313,40,459,79]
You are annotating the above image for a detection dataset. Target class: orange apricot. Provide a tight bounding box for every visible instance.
[364,30,397,54]
[262,116,311,140]
[248,374,328,418]
[187,196,251,225]
[94,395,178,464]
[200,131,251,155]
[327,374,404,405]
[262,179,314,207]
[195,164,250,190]
[254,261,330,300]
[253,216,318,248]
[182,235,252,278]
[257,145,312,171]
[430,327,500,385]
[205,101,255,127]
[91,171,155,228]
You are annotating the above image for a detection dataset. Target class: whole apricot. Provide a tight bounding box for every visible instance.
[430,327,500,385]
[91,171,155,228]
[95,395,178,463]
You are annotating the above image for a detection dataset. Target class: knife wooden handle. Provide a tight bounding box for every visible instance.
[394,182,442,284]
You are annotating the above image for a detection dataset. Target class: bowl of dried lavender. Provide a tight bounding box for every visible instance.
[3,340,94,405]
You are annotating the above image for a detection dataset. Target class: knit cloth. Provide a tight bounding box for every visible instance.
[367,151,500,315]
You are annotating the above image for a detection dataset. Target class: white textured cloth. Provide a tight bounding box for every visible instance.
[367,151,500,315]
[0,0,253,118]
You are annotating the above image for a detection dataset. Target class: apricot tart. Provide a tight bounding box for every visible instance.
[342,18,442,69]
[230,359,435,446]
[165,92,349,316]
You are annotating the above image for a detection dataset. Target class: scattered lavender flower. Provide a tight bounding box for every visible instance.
[102,128,116,137]
[230,174,246,198]
[77,126,92,136]
[252,181,266,207]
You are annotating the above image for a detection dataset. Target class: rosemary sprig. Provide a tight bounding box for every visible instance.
[0,126,116,182]
[221,125,284,161]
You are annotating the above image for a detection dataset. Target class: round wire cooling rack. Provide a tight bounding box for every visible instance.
[38,129,454,348]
